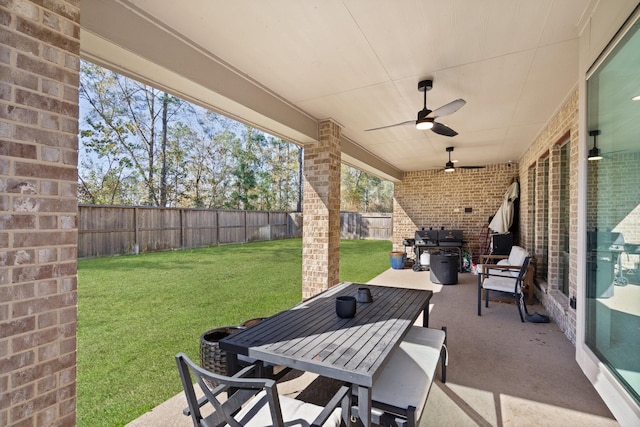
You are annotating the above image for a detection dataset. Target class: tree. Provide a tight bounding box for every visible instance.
[341,165,393,212]
[77,153,139,205]
[79,61,187,206]
[79,62,389,212]
[227,126,261,210]
[182,110,238,208]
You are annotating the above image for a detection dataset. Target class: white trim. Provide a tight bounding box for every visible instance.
[576,3,640,425]
[578,343,640,426]
[586,3,640,79]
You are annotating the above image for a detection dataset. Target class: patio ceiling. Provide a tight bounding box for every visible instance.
[80,0,592,181]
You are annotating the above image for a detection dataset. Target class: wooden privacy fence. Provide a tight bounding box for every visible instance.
[340,212,393,241]
[78,205,391,258]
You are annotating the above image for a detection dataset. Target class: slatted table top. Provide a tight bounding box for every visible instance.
[220,282,433,387]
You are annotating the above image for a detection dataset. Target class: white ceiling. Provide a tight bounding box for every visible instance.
[80,0,593,180]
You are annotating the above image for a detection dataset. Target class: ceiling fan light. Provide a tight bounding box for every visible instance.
[416,118,434,130]
[588,147,602,161]
[444,161,455,172]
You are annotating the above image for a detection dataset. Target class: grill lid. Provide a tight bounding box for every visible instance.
[437,230,463,246]
[415,230,438,246]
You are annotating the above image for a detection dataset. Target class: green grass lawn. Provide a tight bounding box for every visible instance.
[76,238,391,426]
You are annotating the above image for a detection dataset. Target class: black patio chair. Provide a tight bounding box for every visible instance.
[478,256,532,322]
[176,352,351,427]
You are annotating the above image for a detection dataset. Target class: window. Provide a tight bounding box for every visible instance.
[585,17,640,405]
[559,142,570,296]
[538,157,549,282]
[528,166,536,252]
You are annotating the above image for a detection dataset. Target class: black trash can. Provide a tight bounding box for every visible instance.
[430,253,458,285]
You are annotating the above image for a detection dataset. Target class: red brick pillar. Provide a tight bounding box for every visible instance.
[302,120,341,299]
[0,1,80,426]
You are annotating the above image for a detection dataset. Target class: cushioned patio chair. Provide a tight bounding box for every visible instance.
[176,352,350,427]
[478,256,532,322]
[351,326,448,427]
[479,245,534,305]
[479,245,529,271]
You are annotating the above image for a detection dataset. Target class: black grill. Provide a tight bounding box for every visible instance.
[407,229,464,273]
[437,230,463,247]
[415,230,438,246]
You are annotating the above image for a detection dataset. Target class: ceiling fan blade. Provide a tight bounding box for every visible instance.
[431,122,458,137]
[603,149,629,156]
[364,120,414,131]
[458,165,486,169]
[426,99,466,119]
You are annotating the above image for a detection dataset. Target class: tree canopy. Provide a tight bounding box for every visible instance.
[78,61,392,212]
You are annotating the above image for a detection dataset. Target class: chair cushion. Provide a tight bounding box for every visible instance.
[371,326,445,420]
[487,246,528,278]
[494,259,519,278]
[507,246,529,268]
[483,275,520,293]
[231,390,342,427]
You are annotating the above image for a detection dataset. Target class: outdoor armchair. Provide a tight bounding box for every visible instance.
[176,352,351,427]
[478,255,532,322]
[479,245,534,305]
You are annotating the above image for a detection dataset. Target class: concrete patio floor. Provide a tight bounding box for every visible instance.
[127,268,619,427]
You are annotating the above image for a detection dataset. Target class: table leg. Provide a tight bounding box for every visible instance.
[225,352,241,396]
[358,386,372,427]
[422,305,429,327]
[477,272,482,316]
[225,352,240,376]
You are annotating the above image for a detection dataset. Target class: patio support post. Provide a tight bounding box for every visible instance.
[0,1,80,426]
[302,119,342,299]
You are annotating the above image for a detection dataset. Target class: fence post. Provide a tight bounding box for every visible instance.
[134,207,139,254]
[180,209,185,248]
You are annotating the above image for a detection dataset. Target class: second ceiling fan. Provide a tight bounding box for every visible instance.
[365,79,466,137]
[442,146,485,172]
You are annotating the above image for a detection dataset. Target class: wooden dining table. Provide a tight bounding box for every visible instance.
[219,282,433,427]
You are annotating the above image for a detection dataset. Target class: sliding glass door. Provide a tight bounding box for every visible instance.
[585,17,640,405]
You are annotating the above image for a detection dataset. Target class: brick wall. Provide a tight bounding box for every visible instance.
[394,90,580,343]
[588,151,640,268]
[0,1,80,426]
[393,165,519,261]
[519,90,578,343]
[301,120,341,299]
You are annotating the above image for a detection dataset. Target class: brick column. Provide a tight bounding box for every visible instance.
[1,1,80,426]
[534,159,549,282]
[302,120,341,299]
[548,144,562,290]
